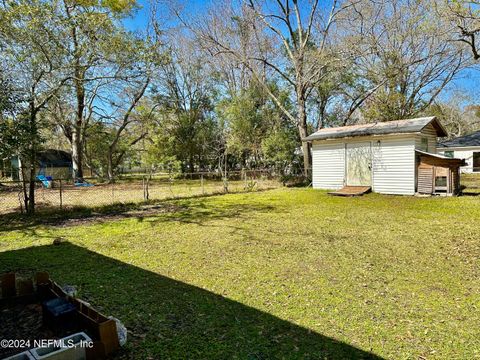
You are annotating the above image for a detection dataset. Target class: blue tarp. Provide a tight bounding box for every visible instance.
[74,178,94,187]
[36,175,52,188]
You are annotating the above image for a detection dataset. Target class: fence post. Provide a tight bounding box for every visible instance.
[146,175,150,200]
[244,169,247,190]
[111,180,115,204]
[223,171,228,193]
[59,179,63,210]
[201,173,205,195]
[143,175,150,201]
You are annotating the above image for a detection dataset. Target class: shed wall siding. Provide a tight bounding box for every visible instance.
[415,123,438,153]
[311,135,416,195]
[372,138,416,195]
[311,143,345,189]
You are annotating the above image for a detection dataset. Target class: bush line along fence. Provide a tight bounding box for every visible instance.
[0,170,288,215]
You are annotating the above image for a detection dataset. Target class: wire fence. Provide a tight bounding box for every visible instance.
[0,170,291,215]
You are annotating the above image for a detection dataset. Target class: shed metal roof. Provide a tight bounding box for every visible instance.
[303,116,447,141]
[438,130,480,148]
[415,150,466,166]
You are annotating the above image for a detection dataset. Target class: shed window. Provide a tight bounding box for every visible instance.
[474,152,480,173]
[419,137,429,152]
[435,176,447,187]
[444,151,454,158]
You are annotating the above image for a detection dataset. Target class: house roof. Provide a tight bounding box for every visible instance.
[37,149,72,167]
[303,116,447,141]
[438,130,480,148]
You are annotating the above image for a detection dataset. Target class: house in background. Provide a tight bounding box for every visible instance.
[437,130,480,173]
[303,117,466,196]
[10,149,73,181]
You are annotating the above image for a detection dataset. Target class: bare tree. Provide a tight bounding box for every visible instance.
[343,0,467,122]
[176,0,357,177]
[442,0,480,60]
[429,92,480,138]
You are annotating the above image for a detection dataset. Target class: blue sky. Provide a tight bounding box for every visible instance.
[448,68,480,101]
[122,0,150,31]
[123,0,480,104]
[122,0,208,31]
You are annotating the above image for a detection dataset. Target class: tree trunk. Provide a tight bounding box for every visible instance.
[20,164,28,213]
[67,5,85,181]
[26,108,37,214]
[71,78,85,179]
[72,126,83,179]
[72,46,85,179]
[107,151,114,182]
[296,92,311,178]
[189,156,195,173]
[27,154,35,214]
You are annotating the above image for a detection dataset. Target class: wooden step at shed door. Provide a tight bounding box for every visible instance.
[328,186,372,197]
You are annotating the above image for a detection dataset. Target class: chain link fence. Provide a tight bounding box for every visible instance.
[460,170,480,193]
[0,170,290,215]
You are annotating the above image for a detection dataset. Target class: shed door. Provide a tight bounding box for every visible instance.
[417,166,434,194]
[346,142,372,186]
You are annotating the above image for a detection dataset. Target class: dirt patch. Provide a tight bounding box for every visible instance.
[0,303,61,358]
[0,203,186,233]
[54,203,186,227]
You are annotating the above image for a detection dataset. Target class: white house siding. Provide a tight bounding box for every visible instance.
[311,135,416,195]
[372,137,416,195]
[415,123,438,152]
[437,147,480,173]
[311,142,345,189]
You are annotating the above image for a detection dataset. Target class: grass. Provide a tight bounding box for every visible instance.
[1,186,479,359]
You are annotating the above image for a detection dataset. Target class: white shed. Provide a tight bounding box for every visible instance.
[303,117,463,196]
[437,130,480,173]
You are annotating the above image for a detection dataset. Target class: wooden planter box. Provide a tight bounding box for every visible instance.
[0,272,121,360]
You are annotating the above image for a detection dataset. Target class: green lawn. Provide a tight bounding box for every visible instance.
[1,188,479,359]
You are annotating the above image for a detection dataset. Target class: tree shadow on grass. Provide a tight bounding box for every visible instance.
[0,242,384,359]
[143,201,278,227]
[461,191,480,197]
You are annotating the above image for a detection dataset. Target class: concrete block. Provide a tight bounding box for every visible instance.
[30,332,92,360]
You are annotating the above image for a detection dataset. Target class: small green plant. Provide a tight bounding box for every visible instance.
[244,179,257,191]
